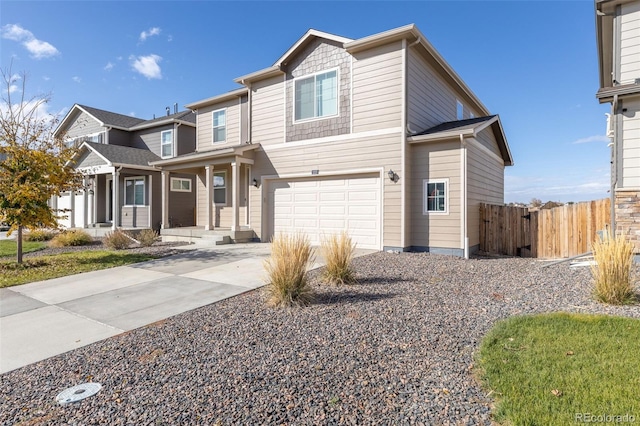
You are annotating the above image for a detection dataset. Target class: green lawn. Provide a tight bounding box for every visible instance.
[0,240,46,257]
[477,313,640,425]
[0,251,157,287]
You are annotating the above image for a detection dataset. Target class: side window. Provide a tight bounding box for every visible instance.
[456,100,464,120]
[161,130,173,158]
[423,179,448,214]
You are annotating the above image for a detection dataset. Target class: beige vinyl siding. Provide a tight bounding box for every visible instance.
[407,48,458,132]
[196,100,241,152]
[621,97,640,188]
[352,41,403,132]
[120,206,149,228]
[249,132,403,247]
[251,75,285,145]
[466,141,505,247]
[409,141,461,249]
[64,111,103,139]
[620,2,640,84]
[475,126,502,159]
[195,165,248,228]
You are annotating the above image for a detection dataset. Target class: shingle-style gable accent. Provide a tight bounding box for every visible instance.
[285,38,351,142]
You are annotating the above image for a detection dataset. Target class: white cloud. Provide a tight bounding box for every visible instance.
[139,27,161,42]
[130,54,162,79]
[104,61,114,71]
[43,76,50,81]
[1,24,60,59]
[9,84,19,94]
[167,35,173,42]
[72,76,81,83]
[572,135,610,144]
[129,112,136,117]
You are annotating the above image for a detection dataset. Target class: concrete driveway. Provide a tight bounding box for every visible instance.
[0,243,272,374]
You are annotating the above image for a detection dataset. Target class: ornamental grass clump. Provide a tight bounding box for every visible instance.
[50,229,93,247]
[23,228,57,242]
[264,232,314,307]
[591,232,636,305]
[137,229,158,247]
[321,231,357,285]
[104,229,132,250]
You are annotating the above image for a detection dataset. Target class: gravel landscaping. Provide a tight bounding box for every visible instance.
[1,252,638,425]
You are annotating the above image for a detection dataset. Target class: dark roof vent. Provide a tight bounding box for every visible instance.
[166,107,170,116]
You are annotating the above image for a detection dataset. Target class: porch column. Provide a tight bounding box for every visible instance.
[82,176,89,228]
[231,159,240,232]
[205,165,214,230]
[112,169,119,230]
[69,189,76,228]
[89,177,96,226]
[161,171,170,229]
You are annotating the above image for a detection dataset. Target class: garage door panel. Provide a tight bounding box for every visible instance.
[319,205,346,215]
[319,192,346,202]
[348,191,378,201]
[271,174,381,249]
[348,205,377,215]
[294,193,318,202]
[293,206,319,215]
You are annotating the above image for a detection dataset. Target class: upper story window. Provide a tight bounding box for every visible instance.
[161,130,173,158]
[294,69,338,122]
[456,100,464,120]
[213,109,226,143]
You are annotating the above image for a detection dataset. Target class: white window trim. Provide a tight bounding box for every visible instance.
[170,177,192,192]
[124,176,146,206]
[213,170,228,206]
[65,131,104,148]
[423,178,449,215]
[212,108,227,144]
[293,67,340,124]
[160,129,174,159]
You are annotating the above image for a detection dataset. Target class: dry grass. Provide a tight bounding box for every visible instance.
[591,232,636,305]
[264,232,314,307]
[49,229,93,247]
[23,228,57,242]
[104,229,132,250]
[321,231,357,285]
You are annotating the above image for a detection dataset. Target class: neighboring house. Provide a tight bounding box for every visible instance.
[53,104,197,230]
[152,24,513,256]
[596,0,640,252]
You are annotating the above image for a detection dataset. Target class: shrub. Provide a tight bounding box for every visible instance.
[50,229,93,247]
[104,229,132,250]
[321,231,357,285]
[591,232,636,305]
[137,229,158,247]
[264,232,314,307]
[23,228,57,242]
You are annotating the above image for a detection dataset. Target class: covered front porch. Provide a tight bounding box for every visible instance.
[151,144,260,243]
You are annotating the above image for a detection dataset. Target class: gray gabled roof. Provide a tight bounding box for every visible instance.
[410,115,513,166]
[131,110,196,128]
[77,104,146,129]
[413,115,496,136]
[84,142,160,167]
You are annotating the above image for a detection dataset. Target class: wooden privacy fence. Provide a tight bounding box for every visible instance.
[480,198,611,259]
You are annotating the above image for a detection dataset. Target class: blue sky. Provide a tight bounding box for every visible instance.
[1,0,610,203]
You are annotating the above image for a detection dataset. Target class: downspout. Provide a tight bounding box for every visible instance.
[460,133,469,259]
[610,100,617,236]
[400,38,407,250]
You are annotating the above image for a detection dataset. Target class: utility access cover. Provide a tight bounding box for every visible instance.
[56,382,102,405]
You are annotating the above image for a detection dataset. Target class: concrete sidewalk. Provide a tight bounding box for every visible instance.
[0,243,272,374]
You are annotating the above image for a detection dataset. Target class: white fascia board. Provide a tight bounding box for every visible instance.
[55,104,104,137]
[408,129,474,144]
[185,88,248,110]
[234,66,284,85]
[274,29,353,66]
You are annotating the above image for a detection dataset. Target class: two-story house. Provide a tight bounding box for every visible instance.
[53,104,197,231]
[596,0,640,252]
[153,24,513,256]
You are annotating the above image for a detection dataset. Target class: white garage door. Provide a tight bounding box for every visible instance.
[270,174,381,249]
